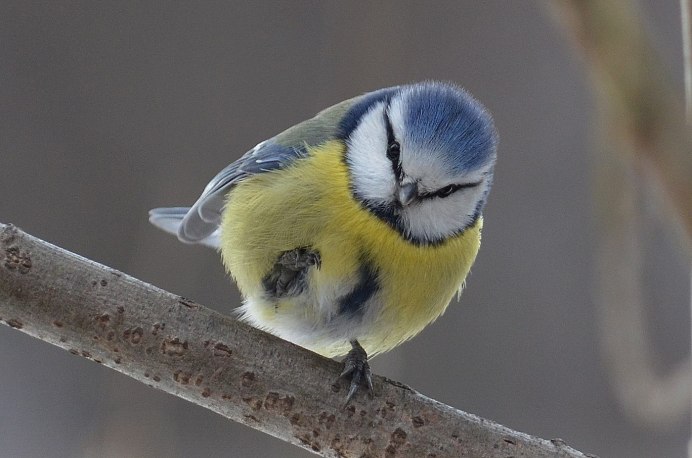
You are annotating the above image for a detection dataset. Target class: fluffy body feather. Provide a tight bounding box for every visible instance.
[221,140,482,357]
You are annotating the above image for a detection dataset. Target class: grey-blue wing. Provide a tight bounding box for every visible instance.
[177,140,308,243]
[149,94,361,245]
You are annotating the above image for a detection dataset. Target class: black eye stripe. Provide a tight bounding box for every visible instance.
[383,110,402,179]
[384,110,396,147]
[420,181,482,199]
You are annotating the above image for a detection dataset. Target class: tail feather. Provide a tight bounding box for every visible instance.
[149,207,221,249]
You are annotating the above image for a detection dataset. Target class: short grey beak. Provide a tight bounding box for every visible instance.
[398,182,418,206]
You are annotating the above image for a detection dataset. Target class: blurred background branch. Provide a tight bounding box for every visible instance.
[548,1,692,246]
[679,0,692,454]
[547,0,692,429]
[682,0,692,121]
[0,223,590,458]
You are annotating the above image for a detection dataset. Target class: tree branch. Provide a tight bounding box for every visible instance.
[548,0,692,248]
[0,222,591,457]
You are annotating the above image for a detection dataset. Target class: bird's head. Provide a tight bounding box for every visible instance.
[343,82,498,245]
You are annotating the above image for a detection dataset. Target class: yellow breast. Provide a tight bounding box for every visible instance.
[219,140,482,357]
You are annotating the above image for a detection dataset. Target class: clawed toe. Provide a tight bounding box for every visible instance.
[340,340,373,405]
[278,247,321,270]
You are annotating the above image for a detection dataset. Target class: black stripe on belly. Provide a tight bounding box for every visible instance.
[338,261,379,317]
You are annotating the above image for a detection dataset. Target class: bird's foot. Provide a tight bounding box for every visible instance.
[263,246,320,297]
[278,246,321,270]
[340,340,373,405]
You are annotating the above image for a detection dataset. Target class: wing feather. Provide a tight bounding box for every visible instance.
[171,97,357,244]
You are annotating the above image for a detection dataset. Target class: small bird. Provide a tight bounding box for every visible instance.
[150,82,498,402]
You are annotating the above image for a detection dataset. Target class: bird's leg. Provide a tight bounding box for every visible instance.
[262,246,321,297]
[340,339,373,404]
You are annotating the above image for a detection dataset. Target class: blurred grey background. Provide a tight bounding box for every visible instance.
[1,2,689,457]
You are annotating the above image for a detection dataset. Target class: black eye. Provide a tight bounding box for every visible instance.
[436,184,457,198]
[386,141,400,162]
[383,112,403,178]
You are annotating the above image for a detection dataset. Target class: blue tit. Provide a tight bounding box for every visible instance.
[150,81,498,402]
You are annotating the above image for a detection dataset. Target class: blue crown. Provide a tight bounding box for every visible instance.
[402,82,497,173]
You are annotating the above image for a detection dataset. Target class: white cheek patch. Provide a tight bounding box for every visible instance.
[346,102,396,203]
[387,95,407,147]
[401,183,488,240]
